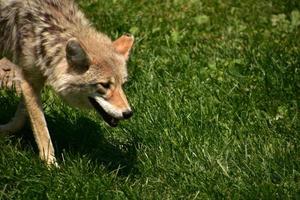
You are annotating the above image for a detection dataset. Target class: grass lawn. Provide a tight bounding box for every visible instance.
[1,0,300,199]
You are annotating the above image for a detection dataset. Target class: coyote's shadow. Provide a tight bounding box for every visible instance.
[48,112,139,176]
[0,93,138,176]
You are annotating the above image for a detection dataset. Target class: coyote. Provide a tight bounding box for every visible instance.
[0,0,134,166]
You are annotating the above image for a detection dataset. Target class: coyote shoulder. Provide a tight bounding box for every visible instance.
[0,0,134,166]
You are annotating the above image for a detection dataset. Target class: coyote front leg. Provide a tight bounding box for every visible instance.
[20,79,57,166]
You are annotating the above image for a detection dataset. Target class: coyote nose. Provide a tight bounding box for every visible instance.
[122,110,133,119]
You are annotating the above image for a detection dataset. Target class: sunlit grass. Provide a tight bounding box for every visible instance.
[0,0,300,199]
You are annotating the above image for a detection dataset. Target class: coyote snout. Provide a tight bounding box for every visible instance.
[89,87,133,127]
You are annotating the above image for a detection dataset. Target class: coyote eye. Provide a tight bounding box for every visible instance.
[100,82,110,89]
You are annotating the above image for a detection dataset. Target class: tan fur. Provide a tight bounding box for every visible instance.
[0,0,134,166]
[0,57,21,93]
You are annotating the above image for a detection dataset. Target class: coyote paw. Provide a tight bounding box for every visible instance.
[0,123,21,135]
[44,155,60,168]
[48,160,60,169]
[0,124,10,135]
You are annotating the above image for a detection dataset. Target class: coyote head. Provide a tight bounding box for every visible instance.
[54,34,134,127]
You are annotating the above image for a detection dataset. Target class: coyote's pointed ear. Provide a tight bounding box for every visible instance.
[113,35,134,60]
[66,38,90,73]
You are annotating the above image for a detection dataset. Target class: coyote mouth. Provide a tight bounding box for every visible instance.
[88,97,119,127]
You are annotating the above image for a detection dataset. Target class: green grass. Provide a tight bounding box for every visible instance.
[1,0,300,199]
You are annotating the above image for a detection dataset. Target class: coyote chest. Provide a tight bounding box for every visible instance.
[0,0,134,166]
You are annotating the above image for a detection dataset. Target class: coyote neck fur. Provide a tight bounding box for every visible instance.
[0,0,111,90]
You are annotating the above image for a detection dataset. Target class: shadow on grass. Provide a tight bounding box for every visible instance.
[0,93,138,176]
[48,113,139,176]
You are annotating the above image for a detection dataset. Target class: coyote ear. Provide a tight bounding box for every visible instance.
[66,38,90,73]
[113,35,134,60]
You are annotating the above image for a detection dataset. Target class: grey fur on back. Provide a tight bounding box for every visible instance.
[0,0,90,69]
